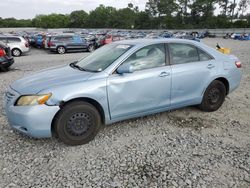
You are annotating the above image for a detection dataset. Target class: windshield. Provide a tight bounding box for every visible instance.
[75,43,133,72]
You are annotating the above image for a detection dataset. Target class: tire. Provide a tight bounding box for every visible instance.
[57,46,66,54]
[199,80,226,112]
[54,101,101,145]
[88,45,95,52]
[12,48,22,57]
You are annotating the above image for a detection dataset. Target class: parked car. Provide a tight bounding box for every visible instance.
[0,42,14,71]
[175,35,200,42]
[48,35,96,54]
[0,36,29,57]
[34,34,44,48]
[4,39,242,145]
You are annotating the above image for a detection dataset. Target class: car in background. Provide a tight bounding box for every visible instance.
[48,35,96,54]
[175,35,200,42]
[34,34,44,48]
[4,39,242,145]
[0,36,29,57]
[0,42,14,71]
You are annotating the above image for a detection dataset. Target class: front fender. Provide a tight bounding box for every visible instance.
[40,78,110,123]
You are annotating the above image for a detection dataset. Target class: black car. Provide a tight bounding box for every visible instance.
[0,42,14,71]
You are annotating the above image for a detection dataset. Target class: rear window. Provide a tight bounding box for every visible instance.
[7,37,21,43]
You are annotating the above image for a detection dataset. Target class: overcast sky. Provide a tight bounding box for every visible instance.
[0,0,148,19]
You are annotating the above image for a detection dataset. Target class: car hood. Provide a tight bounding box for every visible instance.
[11,65,94,94]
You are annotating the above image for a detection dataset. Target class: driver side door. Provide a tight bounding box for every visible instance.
[107,43,172,120]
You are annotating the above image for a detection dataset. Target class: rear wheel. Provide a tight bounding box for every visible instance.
[199,80,226,112]
[57,46,66,54]
[12,48,22,57]
[54,101,101,145]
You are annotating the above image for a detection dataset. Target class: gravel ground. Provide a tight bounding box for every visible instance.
[0,39,250,188]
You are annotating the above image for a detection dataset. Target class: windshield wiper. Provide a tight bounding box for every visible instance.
[69,62,87,71]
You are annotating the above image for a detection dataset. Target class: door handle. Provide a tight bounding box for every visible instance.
[207,64,215,69]
[159,72,170,77]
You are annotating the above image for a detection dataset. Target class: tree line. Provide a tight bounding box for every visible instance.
[0,0,250,29]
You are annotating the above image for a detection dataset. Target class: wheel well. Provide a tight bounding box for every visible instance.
[215,77,229,95]
[51,97,105,136]
[56,45,66,50]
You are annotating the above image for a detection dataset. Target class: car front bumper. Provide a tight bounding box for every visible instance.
[4,87,60,138]
[0,57,14,69]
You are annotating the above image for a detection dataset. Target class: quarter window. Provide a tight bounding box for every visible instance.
[198,48,213,61]
[122,44,166,71]
[0,37,7,43]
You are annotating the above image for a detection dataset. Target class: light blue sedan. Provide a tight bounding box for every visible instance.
[4,39,242,145]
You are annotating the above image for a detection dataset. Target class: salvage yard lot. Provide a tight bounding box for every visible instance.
[0,38,250,187]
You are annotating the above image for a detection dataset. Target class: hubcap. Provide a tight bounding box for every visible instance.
[58,47,65,54]
[208,88,220,104]
[66,113,92,136]
[89,46,95,52]
[13,50,20,56]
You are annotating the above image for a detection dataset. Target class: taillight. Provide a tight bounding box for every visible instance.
[235,61,241,68]
[25,42,29,47]
[48,41,54,47]
[0,49,6,57]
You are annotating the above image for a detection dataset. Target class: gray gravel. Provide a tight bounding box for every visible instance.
[0,39,250,188]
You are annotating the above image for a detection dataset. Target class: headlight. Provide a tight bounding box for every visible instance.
[16,93,52,106]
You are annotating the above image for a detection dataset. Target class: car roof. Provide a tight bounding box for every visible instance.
[113,38,200,46]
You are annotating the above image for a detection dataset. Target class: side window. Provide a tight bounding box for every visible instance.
[198,48,213,61]
[0,37,7,43]
[169,43,199,64]
[7,37,21,43]
[73,36,82,43]
[122,44,166,71]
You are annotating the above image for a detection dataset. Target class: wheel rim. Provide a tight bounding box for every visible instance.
[208,88,220,104]
[13,49,20,56]
[58,47,65,54]
[66,112,92,136]
[89,46,95,52]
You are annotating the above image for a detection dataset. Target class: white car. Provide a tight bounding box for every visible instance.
[0,36,29,57]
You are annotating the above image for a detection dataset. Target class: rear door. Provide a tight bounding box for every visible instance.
[168,43,217,106]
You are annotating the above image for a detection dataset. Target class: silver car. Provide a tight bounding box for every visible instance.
[0,36,29,57]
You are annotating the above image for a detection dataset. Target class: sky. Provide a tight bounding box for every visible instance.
[0,0,249,19]
[0,0,148,19]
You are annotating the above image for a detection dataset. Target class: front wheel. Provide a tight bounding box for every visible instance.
[88,45,95,52]
[199,80,226,112]
[54,101,101,145]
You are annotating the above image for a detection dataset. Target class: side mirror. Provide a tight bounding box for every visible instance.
[117,64,134,74]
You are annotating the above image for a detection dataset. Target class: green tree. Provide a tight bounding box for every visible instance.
[87,5,116,28]
[69,10,88,28]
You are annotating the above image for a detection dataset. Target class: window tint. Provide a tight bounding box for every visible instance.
[77,44,132,72]
[169,43,199,64]
[0,37,7,43]
[198,48,213,61]
[122,44,166,71]
[7,37,21,43]
[54,36,72,42]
